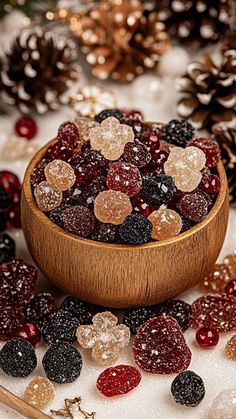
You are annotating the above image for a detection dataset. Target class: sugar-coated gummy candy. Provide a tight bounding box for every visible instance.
[96,365,142,397]
[34,181,63,211]
[44,159,76,191]
[155,299,192,331]
[46,139,74,161]
[225,279,236,297]
[225,335,236,360]
[41,310,79,345]
[163,119,195,147]
[123,307,156,335]
[209,389,236,419]
[171,370,205,407]
[200,172,221,194]
[133,316,191,374]
[75,117,99,144]
[16,322,41,347]
[63,205,96,237]
[141,174,175,205]
[24,376,55,409]
[94,190,132,225]
[200,263,232,294]
[121,141,151,168]
[30,158,48,189]
[72,149,108,186]
[91,222,118,243]
[119,214,152,245]
[187,137,221,167]
[89,117,134,160]
[0,338,37,377]
[195,327,219,348]
[57,121,80,147]
[131,195,155,218]
[0,233,15,263]
[42,342,82,384]
[178,192,209,222]
[107,162,142,197]
[95,109,123,123]
[0,170,21,195]
[0,307,24,341]
[148,209,182,241]
[192,294,236,332]
[0,259,37,309]
[60,296,92,325]
[24,293,58,327]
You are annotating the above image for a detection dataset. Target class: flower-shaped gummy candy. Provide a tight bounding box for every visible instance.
[89,117,134,160]
[76,311,130,366]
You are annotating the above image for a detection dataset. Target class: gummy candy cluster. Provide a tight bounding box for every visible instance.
[31,111,221,244]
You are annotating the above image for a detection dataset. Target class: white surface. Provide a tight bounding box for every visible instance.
[0,77,236,419]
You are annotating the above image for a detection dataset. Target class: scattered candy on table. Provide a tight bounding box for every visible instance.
[171,370,205,407]
[195,327,220,349]
[24,376,55,409]
[96,365,142,397]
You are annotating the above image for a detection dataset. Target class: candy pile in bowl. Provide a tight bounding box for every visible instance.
[31,110,221,245]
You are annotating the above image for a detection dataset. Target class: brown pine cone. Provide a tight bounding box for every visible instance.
[76,0,170,82]
[156,0,234,47]
[176,49,236,132]
[0,27,78,114]
[213,124,236,205]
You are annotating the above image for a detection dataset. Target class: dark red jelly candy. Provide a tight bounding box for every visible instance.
[0,260,37,309]
[47,140,74,161]
[225,280,236,297]
[195,327,219,348]
[192,294,236,332]
[178,192,209,223]
[200,173,221,194]
[0,307,24,341]
[96,365,142,397]
[107,162,141,197]
[131,195,154,218]
[16,322,41,347]
[154,299,192,331]
[0,171,21,195]
[120,141,151,168]
[63,205,96,237]
[187,137,221,168]
[15,116,38,140]
[133,316,191,374]
[30,159,49,189]
[24,293,58,328]
[57,121,80,147]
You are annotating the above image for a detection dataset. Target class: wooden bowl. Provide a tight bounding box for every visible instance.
[21,140,229,308]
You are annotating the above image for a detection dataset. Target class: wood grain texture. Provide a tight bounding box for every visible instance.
[21,140,229,308]
[0,385,51,419]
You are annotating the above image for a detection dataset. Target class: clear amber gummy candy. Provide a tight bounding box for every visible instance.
[24,376,55,409]
[44,159,76,191]
[34,181,62,211]
[225,335,236,361]
[199,263,232,294]
[148,208,182,240]
[94,190,132,225]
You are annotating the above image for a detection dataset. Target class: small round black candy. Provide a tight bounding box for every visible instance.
[155,299,192,331]
[123,307,156,334]
[95,109,123,123]
[141,174,175,205]
[0,233,16,263]
[91,222,118,243]
[171,370,205,407]
[60,296,92,325]
[0,186,11,210]
[163,119,195,147]
[42,342,82,384]
[0,338,37,377]
[41,310,79,345]
[119,214,152,245]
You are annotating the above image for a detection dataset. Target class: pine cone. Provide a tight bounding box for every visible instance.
[213,124,236,205]
[0,27,78,114]
[76,0,170,82]
[156,0,234,46]
[176,49,236,132]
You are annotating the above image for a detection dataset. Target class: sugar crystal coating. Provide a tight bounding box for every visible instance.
[123,307,156,335]
[41,310,79,345]
[209,389,236,419]
[24,376,55,409]
[199,264,232,294]
[121,141,151,168]
[60,296,92,325]
[44,160,76,191]
[96,365,142,397]
[24,293,57,328]
[57,121,80,147]
[89,117,134,160]
[192,294,236,332]
[171,370,205,407]
[42,343,82,384]
[154,299,192,331]
[0,233,15,263]
[0,307,24,341]
[77,311,130,366]
[0,338,37,377]
[75,117,99,144]
[94,190,132,225]
[91,222,118,243]
[34,181,62,211]
[148,209,182,240]
[30,158,48,189]
[72,149,108,186]
[200,172,221,194]
[95,109,123,123]
[195,327,219,348]
[141,174,175,205]
[133,316,192,374]
[224,251,236,278]
[63,205,96,237]
[0,259,37,309]
[187,137,221,167]
[119,214,152,245]
[107,162,142,197]
[163,119,195,147]
[46,140,74,161]
[225,335,236,361]
[178,192,209,222]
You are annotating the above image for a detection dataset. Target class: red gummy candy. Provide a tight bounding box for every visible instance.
[0,260,37,309]
[0,171,21,195]
[192,294,236,332]
[16,322,41,347]
[57,121,80,147]
[187,137,221,168]
[15,116,38,140]
[133,316,191,374]
[0,307,24,341]
[96,365,142,397]
[107,162,141,197]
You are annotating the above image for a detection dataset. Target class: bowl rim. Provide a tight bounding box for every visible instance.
[22,138,228,251]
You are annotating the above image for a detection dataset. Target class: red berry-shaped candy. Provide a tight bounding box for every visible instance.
[200,173,221,194]
[187,137,221,167]
[96,365,142,397]
[57,121,80,147]
[24,293,58,328]
[0,171,21,195]
[47,141,74,161]
[15,116,38,140]
[72,149,108,187]
[30,159,49,189]
[131,195,154,218]
[107,162,141,197]
[63,205,96,237]
[16,322,41,347]
[121,141,151,168]
[178,192,209,222]
[225,279,236,297]
[196,327,219,348]
[0,307,24,341]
